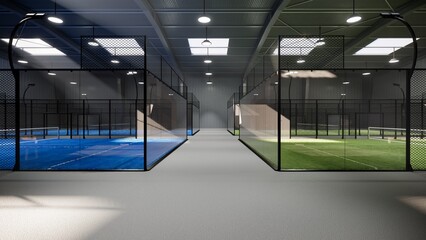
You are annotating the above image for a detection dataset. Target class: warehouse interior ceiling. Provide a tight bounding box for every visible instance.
[0,0,425,81]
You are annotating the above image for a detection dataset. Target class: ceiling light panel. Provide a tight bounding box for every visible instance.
[354,38,419,56]
[1,38,66,56]
[188,38,229,56]
[95,38,145,56]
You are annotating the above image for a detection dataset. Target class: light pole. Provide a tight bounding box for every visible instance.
[8,12,62,170]
[393,83,405,136]
[23,83,35,134]
[381,12,417,171]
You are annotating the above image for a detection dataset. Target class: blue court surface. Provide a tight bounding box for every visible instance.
[1,137,184,170]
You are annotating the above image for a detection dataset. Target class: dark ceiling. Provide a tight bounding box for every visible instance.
[0,0,425,81]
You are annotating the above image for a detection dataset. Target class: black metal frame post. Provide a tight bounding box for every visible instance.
[143,36,148,171]
[277,38,282,171]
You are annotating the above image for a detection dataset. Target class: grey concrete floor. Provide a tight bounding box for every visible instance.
[1,129,426,240]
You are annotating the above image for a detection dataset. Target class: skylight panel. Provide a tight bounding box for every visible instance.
[188,38,229,56]
[95,38,145,56]
[353,38,419,56]
[273,38,320,56]
[1,38,66,56]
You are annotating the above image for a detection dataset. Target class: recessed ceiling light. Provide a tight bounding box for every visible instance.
[253,93,259,96]
[296,59,306,64]
[341,93,346,96]
[354,38,419,55]
[111,59,120,64]
[168,93,174,96]
[206,80,213,85]
[343,81,350,85]
[81,93,87,96]
[198,16,211,23]
[204,59,212,64]
[362,72,371,76]
[70,81,77,85]
[48,72,56,76]
[127,71,138,75]
[47,16,63,24]
[205,72,213,76]
[138,81,144,85]
[18,60,28,64]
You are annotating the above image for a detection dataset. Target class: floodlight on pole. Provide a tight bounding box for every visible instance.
[381,12,417,171]
[7,12,56,170]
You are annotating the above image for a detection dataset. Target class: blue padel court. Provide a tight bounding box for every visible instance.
[2,136,184,170]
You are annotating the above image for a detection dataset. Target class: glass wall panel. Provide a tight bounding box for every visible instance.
[240,75,278,169]
[146,73,187,169]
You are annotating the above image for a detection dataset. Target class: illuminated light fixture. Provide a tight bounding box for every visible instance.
[253,93,259,96]
[48,72,56,76]
[206,80,213,85]
[362,72,371,76]
[283,71,298,76]
[343,81,350,85]
[47,0,63,24]
[198,0,211,23]
[127,71,138,75]
[1,38,66,56]
[346,0,362,23]
[341,93,346,96]
[389,48,399,63]
[168,93,174,96]
[70,81,77,85]
[111,59,120,64]
[88,26,99,47]
[315,26,325,46]
[204,59,212,64]
[354,38,419,55]
[81,93,87,96]
[96,38,145,56]
[296,48,305,63]
[18,60,28,64]
[275,81,278,85]
[202,39,212,46]
[205,72,213,76]
[188,38,229,56]
[138,81,144,85]
[201,27,212,46]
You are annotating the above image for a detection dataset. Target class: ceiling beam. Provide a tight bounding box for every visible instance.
[132,0,183,79]
[242,0,291,80]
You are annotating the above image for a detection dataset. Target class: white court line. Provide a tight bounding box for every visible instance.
[47,144,129,170]
[296,144,379,170]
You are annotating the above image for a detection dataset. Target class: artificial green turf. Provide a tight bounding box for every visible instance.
[241,137,406,170]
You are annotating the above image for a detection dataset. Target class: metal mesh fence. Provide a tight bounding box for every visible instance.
[0,71,15,170]
[279,35,344,70]
[81,36,146,69]
[411,70,426,170]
